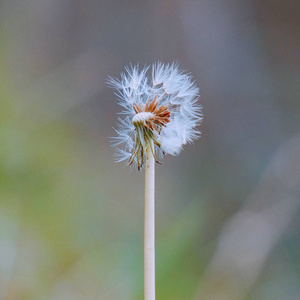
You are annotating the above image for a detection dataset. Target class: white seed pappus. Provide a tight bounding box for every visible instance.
[108,62,203,170]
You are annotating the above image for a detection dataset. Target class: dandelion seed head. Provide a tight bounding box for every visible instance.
[108,62,203,169]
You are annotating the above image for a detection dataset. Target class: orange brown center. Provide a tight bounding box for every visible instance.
[132,96,171,131]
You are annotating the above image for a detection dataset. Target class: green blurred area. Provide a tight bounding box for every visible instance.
[0,1,300,299]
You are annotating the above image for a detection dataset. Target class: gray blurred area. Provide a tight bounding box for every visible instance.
[0,0,299,299]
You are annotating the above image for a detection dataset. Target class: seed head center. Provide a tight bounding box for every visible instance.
[132,112,154,126]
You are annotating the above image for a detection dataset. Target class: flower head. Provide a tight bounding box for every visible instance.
[108,62,202,170]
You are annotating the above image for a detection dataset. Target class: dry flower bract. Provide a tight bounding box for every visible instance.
[108,62,202,170]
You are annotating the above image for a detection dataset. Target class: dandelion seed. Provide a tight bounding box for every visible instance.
[108,62,202,170]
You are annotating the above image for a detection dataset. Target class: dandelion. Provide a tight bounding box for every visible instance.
[108,62,202,170]
[108,62,202,300]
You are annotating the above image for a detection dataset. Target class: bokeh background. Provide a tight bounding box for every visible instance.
[1,0,300,299]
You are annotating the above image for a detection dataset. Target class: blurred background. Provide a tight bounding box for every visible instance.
[0,0,299,299]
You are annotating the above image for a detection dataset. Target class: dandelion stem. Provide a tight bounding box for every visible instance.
[144,141,155,300]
